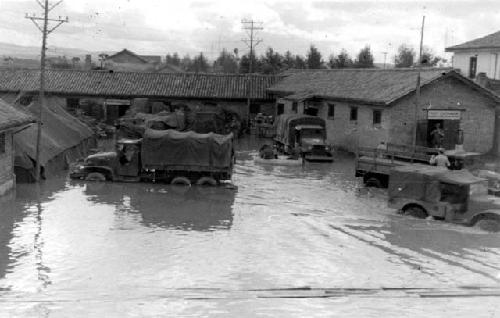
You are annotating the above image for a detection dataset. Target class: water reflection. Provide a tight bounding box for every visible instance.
[0,193,17,282]
[76,181,236,231]
[330,215,500,284]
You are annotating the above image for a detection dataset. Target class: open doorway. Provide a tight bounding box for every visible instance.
[425,119,459,149]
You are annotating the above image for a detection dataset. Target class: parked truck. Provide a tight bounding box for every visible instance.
[273,114,333,162]
[70,129,235,186]
[355,143,482,188]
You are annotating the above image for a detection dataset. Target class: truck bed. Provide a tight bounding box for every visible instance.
[355,144,435,177]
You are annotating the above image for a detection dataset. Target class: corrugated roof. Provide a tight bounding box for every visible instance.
[446,31,500,51]
[0,69,282,100]
[0,99,35,131]
[268,68,485,105]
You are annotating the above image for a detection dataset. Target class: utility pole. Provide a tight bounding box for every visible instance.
[412,16,425,149]
[241,19,263,74]
[26,0,68,181]
[241,19,263,126]
[382,51,388,69]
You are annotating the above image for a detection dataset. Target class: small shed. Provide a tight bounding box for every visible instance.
[0,99,35,195]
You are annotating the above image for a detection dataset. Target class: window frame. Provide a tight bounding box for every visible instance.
[373,109,382,126]
[349,106,358,121]
[327,103,335,119]
[0,132,5,155]
[292,102,298,113]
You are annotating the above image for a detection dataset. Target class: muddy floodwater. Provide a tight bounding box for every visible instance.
[1,137,500,317]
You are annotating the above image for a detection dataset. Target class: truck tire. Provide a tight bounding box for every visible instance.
[196,177,217,186]
[85,172,106,182]
[474,215,500,232]
[171,176,191,186]
[402,205,428,219]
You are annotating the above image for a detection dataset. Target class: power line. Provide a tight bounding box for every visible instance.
[241,19,263,74]
[26,0,68,182]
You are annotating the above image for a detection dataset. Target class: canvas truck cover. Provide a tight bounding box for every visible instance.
[274,114,326,146]
[388,165,486,203]
[141,129,234,170]
[117,112,186,138]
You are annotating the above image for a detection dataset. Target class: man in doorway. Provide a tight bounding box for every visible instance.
[429,123,444,148]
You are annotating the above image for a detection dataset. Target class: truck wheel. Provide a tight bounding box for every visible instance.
[196,177,217,186]
[474,216,500,232]
[171,176,191,186]
[402,205,428,219]
[85,172,106,182]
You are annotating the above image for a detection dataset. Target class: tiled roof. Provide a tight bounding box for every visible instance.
[0,69,282,100]
[268,68,488,105]
[106,49,149,63]
[0,99,35,131]
[446,31,500,51]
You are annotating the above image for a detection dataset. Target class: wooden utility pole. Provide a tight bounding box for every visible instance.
[241,19,263,124]
[241,19,263,74]
[26,0,68,181]
[412,16,425,149]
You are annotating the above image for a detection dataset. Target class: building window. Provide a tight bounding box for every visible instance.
[277,103,284,115]
[292,102,298,113]
[469,56,477,78]
[0,132,5,154]
[327,103,335,119]
[373,110,382,125]
[350,106,358,121]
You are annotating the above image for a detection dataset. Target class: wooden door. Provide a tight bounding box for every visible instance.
[442,120,460,150]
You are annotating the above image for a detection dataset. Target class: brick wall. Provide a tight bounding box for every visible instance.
[320,101,390,152]
[389,76,497,153]
[0,131,14,196]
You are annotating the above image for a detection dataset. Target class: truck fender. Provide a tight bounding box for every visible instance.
[468,210,500,226]
[83,166,114,181]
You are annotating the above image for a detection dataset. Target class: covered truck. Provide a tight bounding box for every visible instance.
[70,129,234,186]
[388,165,500,231]
[273,114,333,162]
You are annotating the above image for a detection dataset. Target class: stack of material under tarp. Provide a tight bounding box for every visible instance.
[141,129,233,170]
[14,100,96,182]
[116,112,186,139]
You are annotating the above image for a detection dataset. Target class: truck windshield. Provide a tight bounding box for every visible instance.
[469,181,488,197]
[301,129,324,138]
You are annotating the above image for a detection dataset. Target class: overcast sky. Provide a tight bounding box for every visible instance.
[0,0,499,63]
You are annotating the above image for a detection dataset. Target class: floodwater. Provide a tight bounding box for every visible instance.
[1,137,500,317]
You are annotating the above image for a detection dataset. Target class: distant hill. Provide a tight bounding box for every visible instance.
[0,41,93,59]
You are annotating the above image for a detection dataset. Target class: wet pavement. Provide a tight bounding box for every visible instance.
[1,136,500,317]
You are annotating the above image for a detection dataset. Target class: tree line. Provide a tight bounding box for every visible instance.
[164,44,445,74]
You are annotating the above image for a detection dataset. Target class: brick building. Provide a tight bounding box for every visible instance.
[268,68,500,154]
[0,69,282,124]
[0,99,34,195]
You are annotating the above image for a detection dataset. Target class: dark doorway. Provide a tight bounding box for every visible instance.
[250,103,261,114]
[469,56,477,78]
[426,119,459,149]
[277,103,284,115]
[304,107,318,116]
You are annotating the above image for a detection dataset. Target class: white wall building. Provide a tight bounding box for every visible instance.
[446,31,500,80]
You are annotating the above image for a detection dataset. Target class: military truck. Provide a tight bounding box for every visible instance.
[70,129,234,186]
[273,114,333,162]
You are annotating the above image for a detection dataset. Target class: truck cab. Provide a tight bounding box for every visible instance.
[388,165,500,232]
[70,138,142,181]
[274,114,333,162]
[294,124,333,162]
